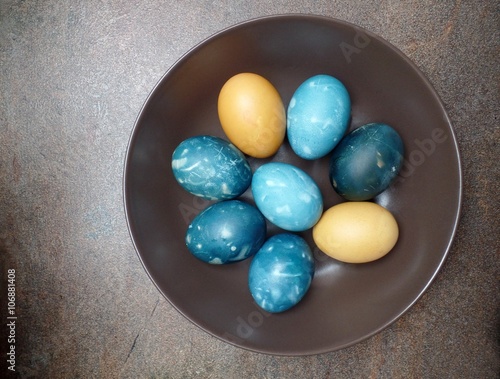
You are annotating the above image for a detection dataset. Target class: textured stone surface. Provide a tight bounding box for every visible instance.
[0,1,498,378]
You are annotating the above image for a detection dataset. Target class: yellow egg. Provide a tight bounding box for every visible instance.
[217,73,286,158]
[312,202,399,263]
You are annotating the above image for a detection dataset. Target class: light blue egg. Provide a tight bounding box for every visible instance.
[249,233,315,313]
[251,162,323,231]
[186,200,267,264]
[287,74,351,160]
[171,135,252,200]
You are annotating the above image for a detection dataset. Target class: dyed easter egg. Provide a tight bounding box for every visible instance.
[251,162,323,232]
[313,202,399,263]
[171,135,252,201]
[248,233,315,313]
[185,200,267,264]
[329,123,404,201]
[287,74,351,160]
[218,73,286,158]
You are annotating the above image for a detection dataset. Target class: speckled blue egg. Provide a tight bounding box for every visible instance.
[171,135,252,201]
[185,200,266,264]
[287,74,351,160]
[251,162,323,232]
[329,123,405,201]
[248,233,315,313]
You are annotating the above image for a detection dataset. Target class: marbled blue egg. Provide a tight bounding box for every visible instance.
[172,135,252,200]
[329,123,405,200]
[249,233,315,313]
[287,74,351,160]
[185,200,266,264]
[251,162,323,231]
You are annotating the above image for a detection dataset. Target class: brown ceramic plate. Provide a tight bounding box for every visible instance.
[124,15,462,355]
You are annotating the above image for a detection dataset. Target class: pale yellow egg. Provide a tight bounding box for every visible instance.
[312,202,399,263]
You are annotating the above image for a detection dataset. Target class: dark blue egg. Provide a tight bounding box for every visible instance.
[248,233,315,313]
[172,135,252,201]
[329,123,404,200]
[185,200,266,264]
[287,74,351,160]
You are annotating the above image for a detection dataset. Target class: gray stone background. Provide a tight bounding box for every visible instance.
[1,1,498,378]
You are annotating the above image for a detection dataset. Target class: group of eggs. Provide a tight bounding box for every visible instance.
[171,73,405,313]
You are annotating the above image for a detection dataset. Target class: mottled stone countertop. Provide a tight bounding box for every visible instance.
[1,1,498,378]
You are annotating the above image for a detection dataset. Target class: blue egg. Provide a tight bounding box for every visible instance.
[185,200,267,264]
[251,162,323,232]
[249,233,315,313]
[329,123,405,200]
[287,74,351,160]
[172,135,252,201]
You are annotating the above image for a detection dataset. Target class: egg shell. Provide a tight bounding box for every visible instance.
[251,162,323,232]
[248,233,315,313]
[287,74,351,160]
[171,135,252,201]
[312,202,399,263]
[185,200,267,264]
[218,73,286,158]
[329,123,404,201]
